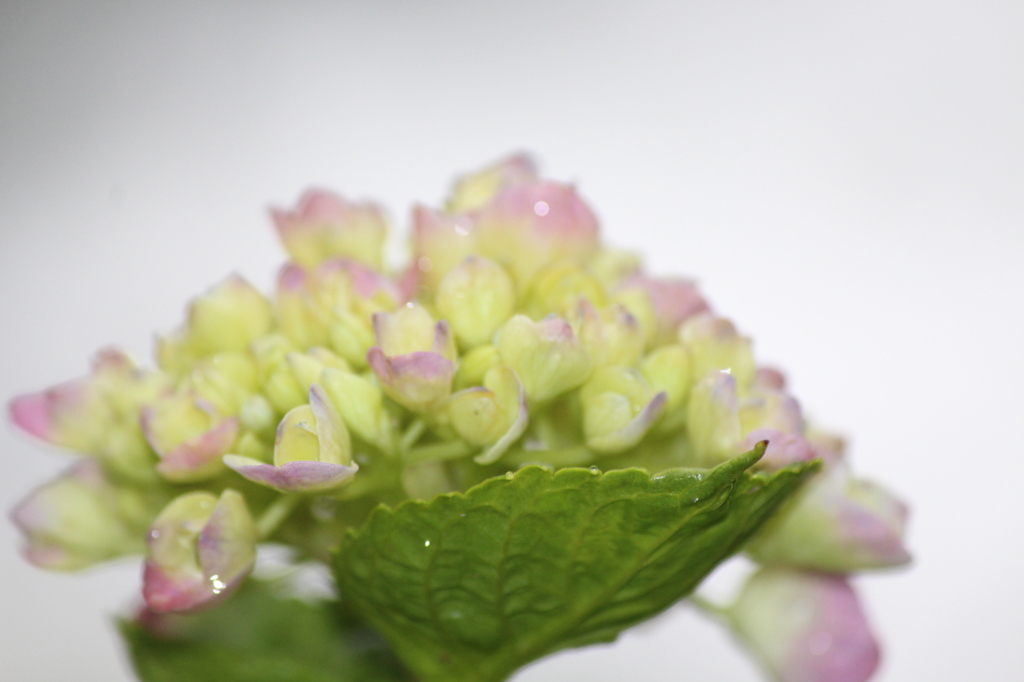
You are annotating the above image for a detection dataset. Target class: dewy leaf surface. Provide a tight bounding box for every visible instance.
[334,446,817,682]
[121,579,412,682]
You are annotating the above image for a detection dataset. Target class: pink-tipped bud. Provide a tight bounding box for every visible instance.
[749,466,912,572]
[680,313,756,389]
[271,189,388,269]
[496,315,593,403]
[141,394,238,483]
[727,568,881,682]
[142,489,257,612]
[367,305,457,413]
[616,274,710,345]
[10,460,145,571]
[445,153,539,213]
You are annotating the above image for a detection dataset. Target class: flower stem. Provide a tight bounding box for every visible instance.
[400,418,427,453]
[256,494,302,540]
[405,440,473,464]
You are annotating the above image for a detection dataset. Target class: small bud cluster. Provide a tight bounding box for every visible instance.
[9,154,908,681]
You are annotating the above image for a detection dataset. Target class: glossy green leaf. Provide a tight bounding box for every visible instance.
[334,446,817,682]
[121,579,412,682]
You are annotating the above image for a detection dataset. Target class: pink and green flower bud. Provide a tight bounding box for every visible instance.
[727,568,880,682]
[617,275,710,346]
[180,352,258,416]
[10,349,167,453]
[271,189,388,270]
[640,344,692,433]
[141,394,238,483]
[473,181,600,289]
[496,315,592,403]
[224,385,357,493]
[739,387,804,436]
[142,489,257,612]
[445,152,538,213]
[367,305,457,413]
[158,276,273,374]
[579,367,666,455]
[608,286,659,348]
[680,313,756,388]
[453,344,501,390]
[749,466,911,571]
[10,460,145,570]
[570,300,646,369]
[446,366,528,464]
[262,348,350,414]
[686,371,742,466]
[274,264,333,349]
[436,257,516,348]
[524,261,608,319]
[320,367,394,452]
[411,206,478,290]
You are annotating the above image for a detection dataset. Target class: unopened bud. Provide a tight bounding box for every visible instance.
[579,367,666,454]
[447,366,528,464]
[320,368,393,451]
[271,189,388,270]
[411,206,478,290]
[263,348,349,414]
[686,371,741,466]
[436,257,516,348]
[679,313,755,388]
[181,352,258,415]
[161,276,273,367]
[142,489,257,612]
[524,261,607,319]
[639,344,692,433]
[368,306,457,412]
[617,275,709,345]
[10,460,145,570]
[496,315,592,403]
[446,153,538,213]
[141,394,238,483]
[570,300,645,369]
[726,568,880,682]
[749,466,911,571]
[329,309,376,369]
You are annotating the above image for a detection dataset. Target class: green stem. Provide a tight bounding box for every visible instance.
[690,593,729,618]
[405,440,473,464]
[256,494,302,540]
[400,418,427,453]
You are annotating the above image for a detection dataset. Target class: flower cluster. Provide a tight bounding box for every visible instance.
[9,155,909,681]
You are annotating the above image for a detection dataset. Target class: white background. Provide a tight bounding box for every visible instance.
[1,1,1022,680]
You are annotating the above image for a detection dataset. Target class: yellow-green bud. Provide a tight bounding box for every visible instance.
[579,367,666,455]
[679,313,755,388]
[436,257,516,348]
[640,344,692,433]
[524,261,607,319]
[496,315,592,403]
[320,367,394,452]
[447,366,528,464]
[686,371,741,466]
[181,352,258,415]
[570,300,646,369]
[329,309,376,369]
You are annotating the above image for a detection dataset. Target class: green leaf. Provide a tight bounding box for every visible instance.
[334,446,818,682]
[121,579,412,682]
